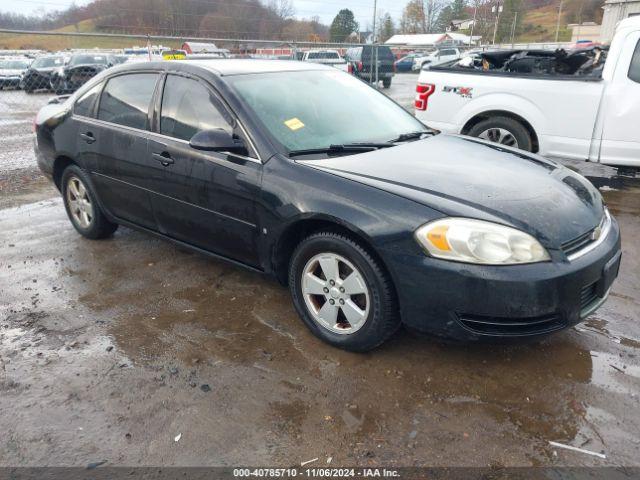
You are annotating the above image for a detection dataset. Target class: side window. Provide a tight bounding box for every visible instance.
[629,39,640,84]
[74,83,102,117]
[160,75,231,141]
[97,73,158,130]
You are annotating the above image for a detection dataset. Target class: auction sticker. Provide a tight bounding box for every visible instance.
[284,118,305,131]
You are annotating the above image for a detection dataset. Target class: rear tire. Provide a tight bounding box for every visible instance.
[468,116,533,152]
[288,232,400,352]
[61,165,118,239]
[382,78,392,89]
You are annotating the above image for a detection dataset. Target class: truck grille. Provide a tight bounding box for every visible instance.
[457,313,565,336]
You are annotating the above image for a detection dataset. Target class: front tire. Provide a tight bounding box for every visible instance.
[468,116,533,152]
[289,232,400,352]
[61,165,118,239]
[382,78,392,89]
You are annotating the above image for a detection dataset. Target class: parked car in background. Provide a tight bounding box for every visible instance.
[301,49,345,66]
[394,53,422,72]
[345,45,395,88]
[34,59,620,351]
[0,57,32,90]
[413,48,463,71]
[49,53,114,94]
[21,55,66,93]
[414,15,640,174]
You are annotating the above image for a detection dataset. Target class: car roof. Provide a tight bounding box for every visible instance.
[179,59,332,76]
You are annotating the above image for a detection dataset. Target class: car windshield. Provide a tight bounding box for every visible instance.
[0,60,30,69]
[31,56,63,68]
[70,55,108,65]
[227,70,428,153]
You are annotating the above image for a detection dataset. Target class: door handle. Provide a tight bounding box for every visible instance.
[80,132,95,144]
[152,152,174,167]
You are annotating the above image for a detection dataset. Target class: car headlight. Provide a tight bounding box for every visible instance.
[415,218,550,265]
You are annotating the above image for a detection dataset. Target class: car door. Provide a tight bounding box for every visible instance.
[599,32,640,168]
[90,72,163,229]
[147,73,262,267]
[73,81,104,175]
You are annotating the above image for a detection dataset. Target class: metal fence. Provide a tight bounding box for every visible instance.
[0,28,578,97]
[0,29,418,189]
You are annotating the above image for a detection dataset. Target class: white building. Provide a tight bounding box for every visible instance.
[601,0,640,43]
[447,19,475,31]
[568,22,602,43]
[385,32,480,47]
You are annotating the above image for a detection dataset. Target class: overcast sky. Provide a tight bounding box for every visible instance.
[3,0,406,27]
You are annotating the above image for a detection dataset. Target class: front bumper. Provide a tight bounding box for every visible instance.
[0,77,21,87]
[386,217,622,340]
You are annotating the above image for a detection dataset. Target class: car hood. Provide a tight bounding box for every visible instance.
[66,63,106,70]
[298,134,604,247]
[0,69,24,75]
[28,67,56,74]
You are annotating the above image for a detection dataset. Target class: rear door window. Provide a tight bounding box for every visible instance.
[97,73,158,130]
[160,75,231,141]
[74,83,103,118]
[629,39,640,83]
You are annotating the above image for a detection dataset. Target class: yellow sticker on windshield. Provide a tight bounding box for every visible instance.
[284,118,305,131]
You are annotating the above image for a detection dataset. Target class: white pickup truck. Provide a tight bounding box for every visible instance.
[415,16,640,173]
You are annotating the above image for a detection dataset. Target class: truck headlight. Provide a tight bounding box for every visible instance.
[415,218,550,265]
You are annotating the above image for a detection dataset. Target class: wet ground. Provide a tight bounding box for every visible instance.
[1,82,640,468]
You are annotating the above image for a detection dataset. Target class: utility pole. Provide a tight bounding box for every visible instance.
[469,3,478,46]
[555,0,564,43]
[510,11,518,48]
[492,1,503,45]
[371,0,377,87]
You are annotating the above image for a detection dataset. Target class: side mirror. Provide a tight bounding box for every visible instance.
[189,129,247,155]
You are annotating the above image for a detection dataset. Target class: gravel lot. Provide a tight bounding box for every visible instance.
[1,74,640,468]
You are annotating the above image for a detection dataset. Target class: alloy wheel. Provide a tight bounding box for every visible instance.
[301,253,370,335]
[66,176,94,229]
[478,128,519,148]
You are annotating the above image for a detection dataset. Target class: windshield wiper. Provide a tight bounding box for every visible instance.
[288,143,393,158]
[388,130,432,143]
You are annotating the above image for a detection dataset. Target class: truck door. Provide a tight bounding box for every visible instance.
[598,31,640,168]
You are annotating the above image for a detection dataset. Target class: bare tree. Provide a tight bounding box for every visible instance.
[423,0,447,33]
[400,0,448,34]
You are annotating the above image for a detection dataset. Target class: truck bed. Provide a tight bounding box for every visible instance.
[430,47,607,82]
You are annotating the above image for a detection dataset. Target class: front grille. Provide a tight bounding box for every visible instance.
[562,211,610,258]
[457,313,565,336]
[562,230,594,256]
[580,282,599,310]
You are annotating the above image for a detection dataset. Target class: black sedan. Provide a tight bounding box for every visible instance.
[49,53,113,94]
[34,60,621,351]
[21,55,65,93]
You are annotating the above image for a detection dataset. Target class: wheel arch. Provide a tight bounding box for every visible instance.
[461,110,540,153]
[271,214,397,293]
[52,155,77,190]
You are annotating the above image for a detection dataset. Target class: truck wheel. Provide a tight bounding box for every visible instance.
[289,232,400,352]
[382,78,392,89]
[468,116,533,152]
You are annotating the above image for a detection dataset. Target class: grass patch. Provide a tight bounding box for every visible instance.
[517,4,572,43]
